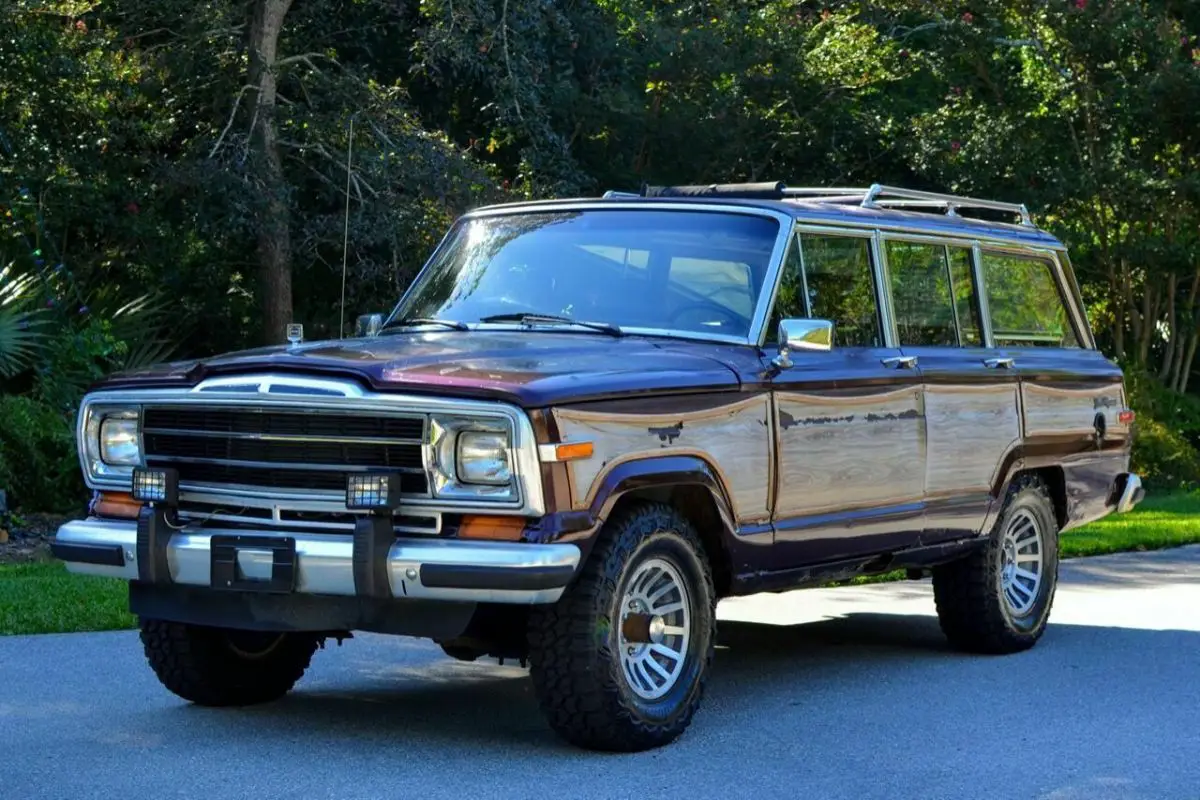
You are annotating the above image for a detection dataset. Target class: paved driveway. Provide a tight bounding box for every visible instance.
[2,547,1197,800]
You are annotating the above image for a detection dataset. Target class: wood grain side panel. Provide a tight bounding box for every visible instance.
[552,395,772,523]
[1022,383,1128,439]
[924,384,1021,496]
[774,386,924,518]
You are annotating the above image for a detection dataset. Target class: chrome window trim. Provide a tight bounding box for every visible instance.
[1049,250,1096,350]
[972,243,996,348]
[77,377,545,517]
[871,229,898,348]
[781,211,1066,250]
[384,202,796,348]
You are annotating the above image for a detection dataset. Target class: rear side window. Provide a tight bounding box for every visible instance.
[982,252,1079,348]
[886,241,984,347]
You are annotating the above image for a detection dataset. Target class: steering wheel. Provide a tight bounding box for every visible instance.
[667,301,749,332]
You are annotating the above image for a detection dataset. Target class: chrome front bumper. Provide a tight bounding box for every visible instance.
[53,518,580,604]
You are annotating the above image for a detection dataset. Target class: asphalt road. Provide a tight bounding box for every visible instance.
[2,547,1198,800]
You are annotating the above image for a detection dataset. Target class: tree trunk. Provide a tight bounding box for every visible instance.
[1176,330,1198,394]
[248,0,294,344]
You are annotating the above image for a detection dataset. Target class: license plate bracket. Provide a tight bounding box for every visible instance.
[210,535,297,593]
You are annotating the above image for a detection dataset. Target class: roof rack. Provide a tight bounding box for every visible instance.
[605,181,1035,227]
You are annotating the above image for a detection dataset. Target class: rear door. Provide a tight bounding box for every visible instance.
[979,249,1129,520]
[884,238,1022,542]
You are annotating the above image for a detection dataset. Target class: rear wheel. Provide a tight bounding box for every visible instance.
[932,475,1060,654]
[527,502,715,751]
[139,619,319,706]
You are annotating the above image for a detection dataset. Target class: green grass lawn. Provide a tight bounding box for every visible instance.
[0,562,134,636]
[2,491,1198,636]
[1060,491,1200,556]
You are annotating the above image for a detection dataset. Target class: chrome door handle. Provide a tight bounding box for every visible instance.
[881,356,918,369]
[984,357,1015,369]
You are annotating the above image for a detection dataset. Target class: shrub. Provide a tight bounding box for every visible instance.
[1124,369,1200,491]
[0,395,84,512]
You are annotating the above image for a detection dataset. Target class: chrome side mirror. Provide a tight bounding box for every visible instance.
[773,318,833,370]
[355,313,384,338]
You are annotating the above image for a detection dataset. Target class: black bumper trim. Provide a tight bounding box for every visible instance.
[420,563,576,592]
[51,540,126,567]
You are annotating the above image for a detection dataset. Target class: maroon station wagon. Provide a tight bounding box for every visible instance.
[53,182,1144,751]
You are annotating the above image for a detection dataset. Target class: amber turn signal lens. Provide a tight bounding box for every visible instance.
[554,441,594,461]
[93,491,142,519]
[457,515,526,541]
[1118,410,1136,424]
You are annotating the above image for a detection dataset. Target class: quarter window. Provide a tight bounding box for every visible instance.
[982,252,1079,348]
[885,241,984,347]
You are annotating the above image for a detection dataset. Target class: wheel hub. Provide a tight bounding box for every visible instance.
[617,557,691,701]
[998,509,1044,617]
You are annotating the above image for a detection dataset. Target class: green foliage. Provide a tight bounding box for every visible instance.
[0,395,80,512]
[1124,369,1200,489]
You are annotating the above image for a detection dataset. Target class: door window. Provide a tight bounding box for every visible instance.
[786,234,880,347]
[982,252,1079,348]
[886,241,984,347]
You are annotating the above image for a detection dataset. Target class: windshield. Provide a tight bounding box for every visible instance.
[391,209,780,339]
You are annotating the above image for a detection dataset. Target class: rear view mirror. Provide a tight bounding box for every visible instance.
[773,318,833,370]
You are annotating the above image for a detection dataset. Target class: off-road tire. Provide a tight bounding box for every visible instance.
[139,619,319,706]
[527,501,716,752]
[932,475,1060,654]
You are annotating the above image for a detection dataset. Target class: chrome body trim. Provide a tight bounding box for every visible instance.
[54,518,580,604]
[77,376,546,517]
[871,229,898,348]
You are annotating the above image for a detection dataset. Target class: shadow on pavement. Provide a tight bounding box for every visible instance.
[177,611,1198,755]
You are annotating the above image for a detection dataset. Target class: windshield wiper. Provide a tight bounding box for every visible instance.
[381,317,469,332]
[479,312,623,337]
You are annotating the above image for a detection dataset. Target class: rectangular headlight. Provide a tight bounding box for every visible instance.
[456,431,512,485]
[81,404,141,485]
[100,416,141,465]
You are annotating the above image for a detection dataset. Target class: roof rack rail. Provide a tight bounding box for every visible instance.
[857,184,1034,227]
[599,181,1036,227]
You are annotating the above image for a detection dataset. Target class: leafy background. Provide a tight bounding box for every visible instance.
[3,0,1200,511]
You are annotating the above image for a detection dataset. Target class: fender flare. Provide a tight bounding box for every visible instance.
[586,453,738,538]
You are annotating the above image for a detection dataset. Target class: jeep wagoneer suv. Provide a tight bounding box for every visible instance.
[53,182,1143,751]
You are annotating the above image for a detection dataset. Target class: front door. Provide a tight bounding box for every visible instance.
[769,230,926,566]
[884,239,1022,542]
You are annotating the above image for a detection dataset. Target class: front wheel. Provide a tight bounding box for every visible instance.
[932,475,1060,654]
[139,619,320,706]
[527,502,715,751]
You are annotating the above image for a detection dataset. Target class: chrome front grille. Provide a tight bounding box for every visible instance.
[142,406,429,497]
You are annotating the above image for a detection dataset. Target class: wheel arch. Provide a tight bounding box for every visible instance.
[586,454,737,597]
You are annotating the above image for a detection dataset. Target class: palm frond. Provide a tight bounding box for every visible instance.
[0,264,48,378]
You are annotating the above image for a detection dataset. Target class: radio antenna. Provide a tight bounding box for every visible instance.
[338,116,355,338]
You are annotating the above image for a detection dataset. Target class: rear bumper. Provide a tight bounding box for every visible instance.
[52,517,580,605]
[1114,472,1145,514]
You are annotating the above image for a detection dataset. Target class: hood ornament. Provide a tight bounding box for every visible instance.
[285,323,304,346]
